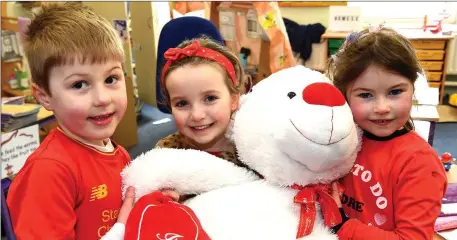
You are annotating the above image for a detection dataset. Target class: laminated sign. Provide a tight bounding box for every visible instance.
[1,124,39,178]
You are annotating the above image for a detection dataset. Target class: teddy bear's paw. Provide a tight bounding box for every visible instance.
[121,148,259,200]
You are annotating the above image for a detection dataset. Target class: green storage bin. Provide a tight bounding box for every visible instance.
[329,48,340,56]
[328,39,345,49]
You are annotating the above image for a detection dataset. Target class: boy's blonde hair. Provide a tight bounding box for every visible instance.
[24,2,125,95]
[161,37,246,110]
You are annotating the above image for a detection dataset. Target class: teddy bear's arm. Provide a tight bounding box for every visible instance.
[121,148,260,200]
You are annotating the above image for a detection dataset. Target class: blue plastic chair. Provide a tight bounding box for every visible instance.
[156,16,225,113]
[1,178,16,240]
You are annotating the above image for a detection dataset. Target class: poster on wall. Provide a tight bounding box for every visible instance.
[219,10,236,41]
[1,30,23,62]
[246,9,262,39]
[1,124,40,179]
[113,20,128,44]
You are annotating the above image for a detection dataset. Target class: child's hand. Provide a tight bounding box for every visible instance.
[331,181,343,208]
[161,189,180,202]
[117,187,180,224]
[117,186,136,224]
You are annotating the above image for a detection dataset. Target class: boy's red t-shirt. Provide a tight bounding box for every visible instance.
[7,128,131,240]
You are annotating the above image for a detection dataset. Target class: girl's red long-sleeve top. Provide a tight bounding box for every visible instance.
[338,129,447,240]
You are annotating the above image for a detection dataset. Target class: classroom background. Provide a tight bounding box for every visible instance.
[1,1,457,238]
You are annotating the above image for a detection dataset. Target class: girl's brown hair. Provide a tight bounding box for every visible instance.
[327,27,421,130]
[161,36,246,110]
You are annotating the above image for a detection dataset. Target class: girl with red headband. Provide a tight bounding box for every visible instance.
[101,37,246,240]
[156,37,246,164]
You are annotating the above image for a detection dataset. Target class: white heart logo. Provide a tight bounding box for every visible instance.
[374,213,387,226]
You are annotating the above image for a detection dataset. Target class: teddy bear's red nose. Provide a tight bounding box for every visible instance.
[302,82,346,107]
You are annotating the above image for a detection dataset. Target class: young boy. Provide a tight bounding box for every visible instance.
[7,3,131,239]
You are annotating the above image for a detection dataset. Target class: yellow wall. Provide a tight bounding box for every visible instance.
[279,7,330,27]
[4,2,33,17]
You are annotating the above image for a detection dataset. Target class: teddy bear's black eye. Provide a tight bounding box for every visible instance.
[287,92,296,99]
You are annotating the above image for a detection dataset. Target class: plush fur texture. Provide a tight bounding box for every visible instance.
[122,148,260,202]
[122,65,362,240]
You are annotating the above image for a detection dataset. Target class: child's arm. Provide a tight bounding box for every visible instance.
[154,134,180,149]
[101,186,135,240]
[7,159,78,239]
[155,139,167,148]
[334,150,447,240]
[100,223,125,240]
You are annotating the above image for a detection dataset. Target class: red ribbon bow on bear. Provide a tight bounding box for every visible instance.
[291,183,344,238]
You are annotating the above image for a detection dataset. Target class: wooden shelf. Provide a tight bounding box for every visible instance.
[2,87,32,97]
[322,31,351,39]
[2,57,23,63]
[445,81,457,87]
[1,17,19,32]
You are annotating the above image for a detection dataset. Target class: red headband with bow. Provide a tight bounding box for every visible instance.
[161,40,237,85]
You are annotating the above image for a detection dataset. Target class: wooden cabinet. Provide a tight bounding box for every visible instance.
[421,61,444,71]
[411,40,446,50]
[410,38,453,104]
[426,71,442,81]
[415,49,445,61]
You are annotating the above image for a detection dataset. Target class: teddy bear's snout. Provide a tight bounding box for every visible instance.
[302,82,346,107]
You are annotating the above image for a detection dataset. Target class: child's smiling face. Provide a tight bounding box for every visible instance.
[34,58,127,146]
[166,64,239,149]
[346,64,414,137]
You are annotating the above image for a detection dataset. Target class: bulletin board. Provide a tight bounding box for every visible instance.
[213,2,296,82]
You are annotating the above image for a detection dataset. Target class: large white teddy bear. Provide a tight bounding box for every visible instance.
[122,65,362,240]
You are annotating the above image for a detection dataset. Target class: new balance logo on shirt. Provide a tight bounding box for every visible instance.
[90,184,108,201]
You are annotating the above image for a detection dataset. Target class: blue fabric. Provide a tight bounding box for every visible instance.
[283,18,326,61]
[156,16,224,113]
[1,178,16,240]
